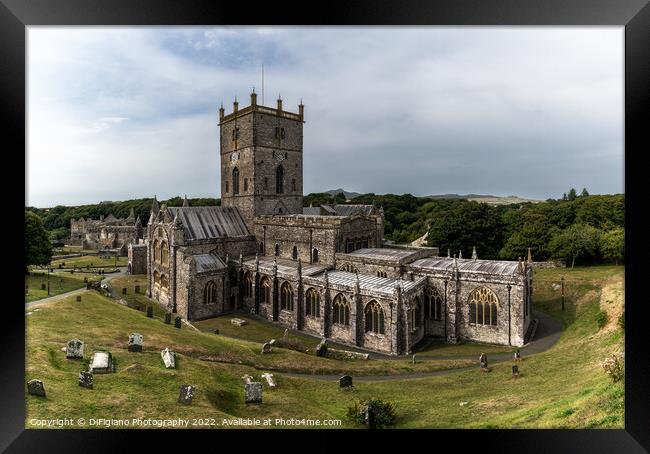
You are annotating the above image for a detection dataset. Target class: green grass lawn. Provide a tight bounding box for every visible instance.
[50,255,128,269]
[25,272,103,303]
[25,265,624,428]
[413,338,514,358]
[108,275,168,318]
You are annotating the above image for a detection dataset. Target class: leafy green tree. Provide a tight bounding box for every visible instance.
[600,227,624,265]
[499,218,559,261]
[549,223,601,268]
[575,194,625,230]
[562,193,568,201]
[427,201,504,259]
[581,188,589,197]
[333,192,347,204]
[567,188,577,201]
[25,211,53,270]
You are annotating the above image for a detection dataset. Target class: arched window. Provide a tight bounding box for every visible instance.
[468,287,499,326]
[305,288,320,317]
[292,246,298,260]
[153,240,159,262]
[153,270,160,285]
[204,281,218,304]
[260,277,271,304]
[160,274,169,289]
[160,240,168,265]
[243,177,248,192]
[274,244,280,257]
[276,165,284,194]
[365,300,385,334]
[244,272,253,298]
[333,293,350,326]
[377,271,387,278]
[409,297,421,331]
[232,167,240,195]
[312,248,319,263]
[425,287,443,321]
[280,282,294,311]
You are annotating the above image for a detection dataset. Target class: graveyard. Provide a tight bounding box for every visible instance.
[25,265,624,428]
[25,271,103,304]
[50,254,128,269]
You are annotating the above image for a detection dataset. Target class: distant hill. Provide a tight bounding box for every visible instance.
[427,194,541,205]
[324,188,362,200]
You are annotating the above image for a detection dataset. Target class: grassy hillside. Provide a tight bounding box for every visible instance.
[25,266,624,428]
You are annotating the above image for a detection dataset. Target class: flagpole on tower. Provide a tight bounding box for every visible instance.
[261,63,265,105]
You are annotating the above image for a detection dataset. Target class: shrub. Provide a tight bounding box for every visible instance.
[601,352,625,382]
[347,398,397,428]
[618,311,625,330]
[596,311,608,329]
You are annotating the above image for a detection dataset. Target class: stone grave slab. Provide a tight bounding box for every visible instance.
[161,348,176,369]
[66,339,84,359]
[128,333,143,352]
[89,351,114,374]
[245,382,263,404]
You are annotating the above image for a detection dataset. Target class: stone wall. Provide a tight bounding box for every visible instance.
[128,243,147,275]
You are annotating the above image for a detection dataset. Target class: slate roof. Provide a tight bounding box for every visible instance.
[409,257,521,276]
[244,257,328,277]
[194,253,227,273]
[324,271,421,297]
[168,206,250,240]
[323,204,375,217]
[345,248,422,262]
[302,206,322,215]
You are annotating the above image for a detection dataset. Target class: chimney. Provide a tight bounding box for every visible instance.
[277,94,282,112]
[219,103,224,121]
[251,88,257,107]
[233,97,238,113]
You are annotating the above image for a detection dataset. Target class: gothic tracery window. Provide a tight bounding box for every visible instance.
[409,298,421,331]
[312,248,319,263]
[425,287,443,321]
[204,280,218,304]
[365,300,385,334]
[468,287,499,326]
[244,272,253,298]
[260,277,271,304]
[280,281,294,311]
[305,288,320,317]
[333,293,350,326]
[232,167,240,195]
[292,246,298,260]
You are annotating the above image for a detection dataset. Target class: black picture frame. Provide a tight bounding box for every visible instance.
[4,0,648,452]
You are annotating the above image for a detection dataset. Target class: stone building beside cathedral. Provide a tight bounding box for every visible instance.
[130,92,534,355]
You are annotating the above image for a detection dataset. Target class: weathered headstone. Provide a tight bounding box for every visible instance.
[135,285,140,294]
[27,379,46,397]
[122,287,127,295]
[146,306,153,318]
[364,404,376,429]
[339,375,353,388]
[66,339,84,359]
[514,351,521,361]
[174,316,182,328]
[89,351,114,374]
[76,295,82,302]
[512,365,520,378]
[261,342,272,354]
[83,277,88,283]
[40,283,46,290]
[161,348,176,369]
[245,382,263,404]
[230,318,248,326]
[213,328,220,334]
[78,371,93,389]
[128,333,143,352]
[178,385,194,405]
[479,353,489,372]
[412,354,417,364]
[164,312,171,324]
[316,338,328,357]
[283,328,288,337]
[261,373,277,388]
[242,374,253,384]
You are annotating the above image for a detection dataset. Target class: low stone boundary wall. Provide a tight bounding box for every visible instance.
[531,261,566,269]
[326,348,369,360]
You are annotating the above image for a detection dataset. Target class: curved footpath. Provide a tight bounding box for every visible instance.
[282,311,562,382]
[25,267,128,310]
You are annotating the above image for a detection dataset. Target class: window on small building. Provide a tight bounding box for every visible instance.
[365,300,385,334]
[333,294,350,326]
[305,288,320,317]
[312,248,319,263]
[280,282,294,311]
[468,287,499,326]
[204,281,218,304]
[232,167,240,195]
[292,246,298,260]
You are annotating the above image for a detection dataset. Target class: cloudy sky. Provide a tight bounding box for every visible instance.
[27,27,623,208]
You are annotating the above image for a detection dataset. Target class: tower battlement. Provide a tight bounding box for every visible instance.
[219,92,304,124]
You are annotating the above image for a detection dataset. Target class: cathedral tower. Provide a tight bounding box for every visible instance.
[219,91,304,229]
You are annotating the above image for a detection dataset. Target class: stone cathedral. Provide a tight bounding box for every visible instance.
[130,91,534,355]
